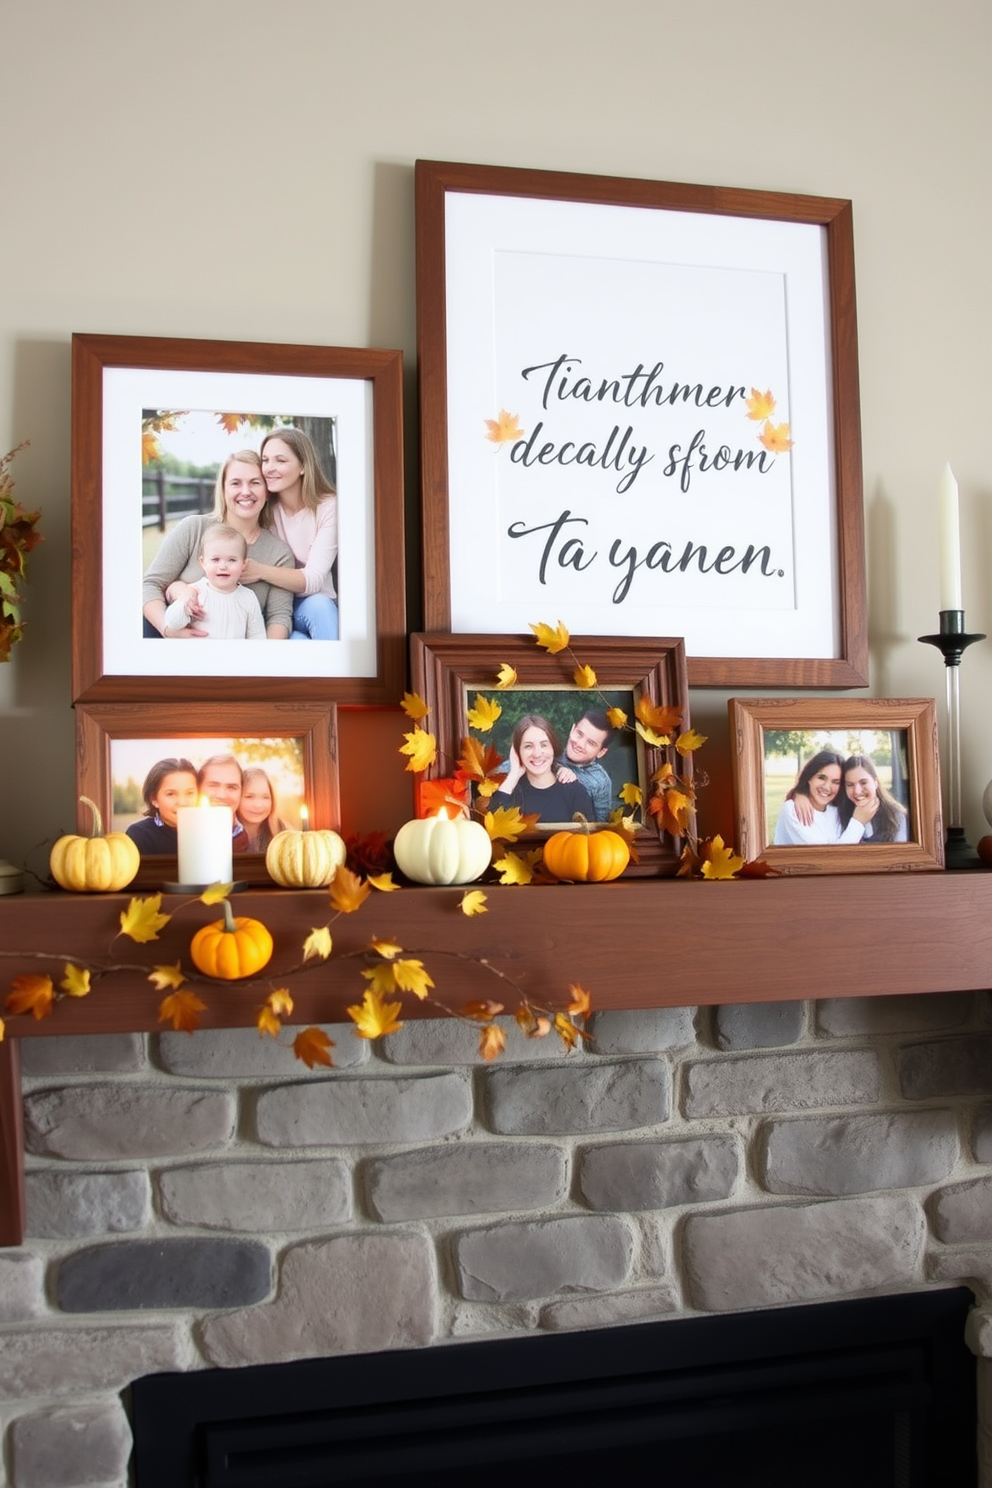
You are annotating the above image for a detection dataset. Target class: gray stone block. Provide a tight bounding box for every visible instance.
[928,1176,992,1244]
[19,1033,145,1076]
[579,1136,738,1211]
[159,1159,351,1231]
[898,1035,992,1100]
[0,1326,189,1398]
[714,1002,804,1051]
[24,1084,235,1159]
[201,1232,436,1367]
[25,1170,150,1239]
[587,1008,696,1054]
[454,1215,634,1301]
[684,1194,925,1310]
[157,1023,368,1075]
[928,1246,992,1294]
[761,1110,959,1196]
[975,1105,992,1162]
[255,1072,472,1147]
[378,1016,576,1065]
[0,1252,44,1321]
[366,1142,566,1221]
[684,1050,879,1118]
[485,1060,670,1135]
[541,1286,679,1331]
[816,993,971,1037]
[10,1400,132,1488]
[56,1237,272,1312]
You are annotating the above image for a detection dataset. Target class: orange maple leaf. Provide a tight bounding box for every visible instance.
[416,777,469,817]
[516,1005,552,1038]
[328,866,371,914]
[648,787,693,837]
[457,736,506,784]
[6,974,55,1020]
[566,983,592,1018]
[745,388,776,421]
[293,1026,335,1068]
[635,697,683,736]
[462,999,504,1022]
[758,420,794,453]
[141,430,161,465]
[158,989,207,1034]
[484,410,524,445]
[257,1005,282,1039]
[478,1023,508,1061]
[737,858,783,878]
[553,1012,590,1051]
[215,412,245,434]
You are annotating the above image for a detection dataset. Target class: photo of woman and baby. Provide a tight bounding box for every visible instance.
[769,730,911,846]
[142,419,337,643]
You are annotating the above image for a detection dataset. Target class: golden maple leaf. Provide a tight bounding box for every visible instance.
[478,1023,508,1061]
[466,694,502,732]
[619,782,642,808]
[401,691,430,722]
[158,989,207,1034]
[216,412,245,435]
[60,964,91,999]
[495,664,518,690]
[362,962,398,994]
[457,737,505,784]
[648,786,693,837]
[459,890,488,916]
[573,664,597,689]
[393,958,434,1000]
[347,987,404,1039]
[606,706,628,729]
[303,927,333,961]
[257,1005,282,1039]
[676,728,707,756]
[635,721,669,748]
[399,727,437,773]
[530,619,570,654]
[293,1026,335,1068]
[370,937,403,960]
[745,388,776,421]
[484,409,524,445]
[553,1012,590,1051]
[200,882,233,905]
[267,988,294,1018]
[328,867,371,914]
[635,698,684,735]
[484,805,537,843]
[368,871,399,891]
[493,850,537,885]
[0,1017,5,1043]
[699,834,745,880]
[475,778,502,800]
[566,983,592,1017]
[6,974,54,1020]
[147,962,185,991]
[119,894,170,944]
[759,420,794,453]
[141,430,161,465]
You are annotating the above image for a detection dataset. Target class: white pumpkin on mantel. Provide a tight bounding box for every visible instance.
[392,809,492,885]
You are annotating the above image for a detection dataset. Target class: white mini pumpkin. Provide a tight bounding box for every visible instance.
[392,810,491,885]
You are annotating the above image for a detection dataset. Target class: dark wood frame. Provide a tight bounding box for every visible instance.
[410,632,690,876]
[415,159,868,689]
[729,697,943,874]
[75,700,340,888]
[70,333,406,704]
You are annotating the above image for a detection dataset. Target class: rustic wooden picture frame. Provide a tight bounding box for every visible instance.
[729,697,943,874]
[410,632,691,876]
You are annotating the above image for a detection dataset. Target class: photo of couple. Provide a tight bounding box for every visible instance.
[141,412,338,643]
[470,689,641,826]
[111,736,306,858]
[768,729,911,846]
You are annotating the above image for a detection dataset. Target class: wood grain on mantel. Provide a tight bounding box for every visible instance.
[1,875,990,1244]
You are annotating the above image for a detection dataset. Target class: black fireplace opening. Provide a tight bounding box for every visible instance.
[131,1288,977,1487]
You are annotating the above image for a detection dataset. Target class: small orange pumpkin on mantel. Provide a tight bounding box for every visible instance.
[189,899,274,980]
[541,820,630,883]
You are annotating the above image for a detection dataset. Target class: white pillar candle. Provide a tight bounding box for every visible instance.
[177,798,233,886]
[938,463,963,611]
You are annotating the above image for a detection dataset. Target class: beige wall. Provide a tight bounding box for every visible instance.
[3,0,991,866]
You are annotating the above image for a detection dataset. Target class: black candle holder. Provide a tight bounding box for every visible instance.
[919,609,986,868]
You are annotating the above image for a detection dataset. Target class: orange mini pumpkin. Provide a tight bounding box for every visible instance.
[189,899,274,980]
[542,824,630,883]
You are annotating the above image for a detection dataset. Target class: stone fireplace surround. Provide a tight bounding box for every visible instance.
[4,989,992,1486]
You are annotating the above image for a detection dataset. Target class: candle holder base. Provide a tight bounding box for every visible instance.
[163,881,249,895]
[944,828,983,871]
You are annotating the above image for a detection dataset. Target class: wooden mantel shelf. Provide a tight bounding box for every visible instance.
[1,874,990,1244]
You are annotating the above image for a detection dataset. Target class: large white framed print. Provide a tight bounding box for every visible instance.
[71,334,406,705]
[416,161,867,689]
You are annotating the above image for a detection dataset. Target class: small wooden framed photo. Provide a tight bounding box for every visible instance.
[729,697,943,874]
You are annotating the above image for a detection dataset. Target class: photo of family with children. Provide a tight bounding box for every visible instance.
[765,728,912,846]
[110,737,306,857]
[140,410,338,643]
[468,689,641,827]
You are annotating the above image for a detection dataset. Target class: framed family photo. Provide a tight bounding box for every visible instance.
[729,697,943,875]
[74,701,340,888]
[416,159,867,688]
[70,333,406,705]
[409,632,691,876]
